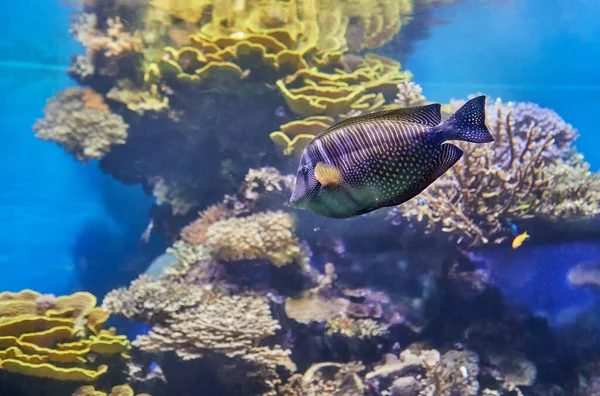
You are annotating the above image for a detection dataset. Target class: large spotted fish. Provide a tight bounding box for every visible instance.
[289,96,493,218]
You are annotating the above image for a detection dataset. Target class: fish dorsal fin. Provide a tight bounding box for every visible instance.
[325,104,442,133]
[314,162,343,187]
[388,143,463,207]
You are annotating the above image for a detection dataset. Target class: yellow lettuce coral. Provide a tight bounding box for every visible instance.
[0,289,130,383]
[149,0,417,52]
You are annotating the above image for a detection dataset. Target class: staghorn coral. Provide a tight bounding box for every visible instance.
[243,167,295,202]
[538,153,600,218]
[0,289,130,393]
[33,87,128,162]
[390,97,600,246]
[394,81,426,107]
[205,211,301,267]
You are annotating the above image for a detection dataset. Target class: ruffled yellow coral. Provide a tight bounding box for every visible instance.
[271,53,411,154]
[33,87,128,162]
[269,116,333,155]
[205,211,301,267]
[145,31,317,86]
[73,384,149,396]
[150,0,417,52]
[0,290,130,383]
[277,54,410,117]
[107,80,169,116]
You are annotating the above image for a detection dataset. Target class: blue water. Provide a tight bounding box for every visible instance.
[0,1,155,295]
[1,0,598,308]
[405,0,600,169]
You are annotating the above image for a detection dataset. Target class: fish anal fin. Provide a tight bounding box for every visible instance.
[325,104,441,133]
[388,143,463,206]
[315,162,343,188]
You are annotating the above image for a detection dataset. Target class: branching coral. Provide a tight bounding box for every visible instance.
[33,87,128,162]
[101,275,208,325]
[70,13,143,78]
[103,275,295,395]
[390,97,600,246]
[394,81,426,107]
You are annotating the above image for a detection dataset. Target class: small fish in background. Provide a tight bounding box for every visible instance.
[147,361,167,382]
[507,221,520,236]
[290,96,494,218]
[512,231,530,249]
[140,219,154,245]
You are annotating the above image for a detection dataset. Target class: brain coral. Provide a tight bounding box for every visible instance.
[205,211,301,267]
[33,87,128,162]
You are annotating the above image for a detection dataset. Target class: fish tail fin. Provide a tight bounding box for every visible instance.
[440,95,494,143]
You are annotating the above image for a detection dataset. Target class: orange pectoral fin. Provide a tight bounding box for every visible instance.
[314,162,343,187]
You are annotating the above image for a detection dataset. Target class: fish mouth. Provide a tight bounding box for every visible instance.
[289,196,300,207]
[289,193,304,208]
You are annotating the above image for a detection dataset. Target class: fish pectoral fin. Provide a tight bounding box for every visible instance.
[324,103,441,131]
[390,143,463,206]
[314,162,343,187]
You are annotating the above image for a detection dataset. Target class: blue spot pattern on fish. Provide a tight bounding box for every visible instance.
[290,96,494,219]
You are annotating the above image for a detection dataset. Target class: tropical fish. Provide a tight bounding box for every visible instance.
[512,231,530,249]
[289,96,494,218]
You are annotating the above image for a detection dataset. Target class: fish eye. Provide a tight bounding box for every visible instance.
[299,165,309,174]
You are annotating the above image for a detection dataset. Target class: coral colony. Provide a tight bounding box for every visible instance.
[6,0,600,395]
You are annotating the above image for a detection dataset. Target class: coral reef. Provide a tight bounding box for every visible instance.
[390,97,600,246]
[33,87,128,162]
[73,384,149,396]
[29,1,600,396]
[205,211,301,267]
[285,263,393,339]
[103,275,295,395]
[148,0,425,52]
[0,289,132,395]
